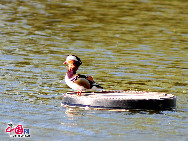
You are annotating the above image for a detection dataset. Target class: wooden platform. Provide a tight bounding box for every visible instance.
[62,90,176,110]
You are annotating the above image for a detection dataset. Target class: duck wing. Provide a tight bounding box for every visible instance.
[76,74,103,89]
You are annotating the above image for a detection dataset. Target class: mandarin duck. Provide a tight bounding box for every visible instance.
[64,55,103,96]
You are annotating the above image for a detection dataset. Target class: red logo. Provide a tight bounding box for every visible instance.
[5,122,30,138]
[15,125,23,134]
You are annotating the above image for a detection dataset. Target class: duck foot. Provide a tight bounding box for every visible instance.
[77,91,82,96]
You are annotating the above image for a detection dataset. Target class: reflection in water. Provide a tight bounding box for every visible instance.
[0,0,187,140]
[65,107,89,117]
[64,105,175,118]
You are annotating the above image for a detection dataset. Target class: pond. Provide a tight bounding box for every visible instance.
[0,0,187,140]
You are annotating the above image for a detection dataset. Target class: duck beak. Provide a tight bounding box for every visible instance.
[63,61,67,64]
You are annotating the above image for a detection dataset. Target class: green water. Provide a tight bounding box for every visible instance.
[0,0,187,140]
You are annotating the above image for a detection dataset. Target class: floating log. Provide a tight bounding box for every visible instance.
[62,90,176,110]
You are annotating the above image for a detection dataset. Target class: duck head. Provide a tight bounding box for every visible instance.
[64,55,82,72]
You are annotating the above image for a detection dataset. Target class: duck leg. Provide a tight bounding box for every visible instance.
[77,91,82,96]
